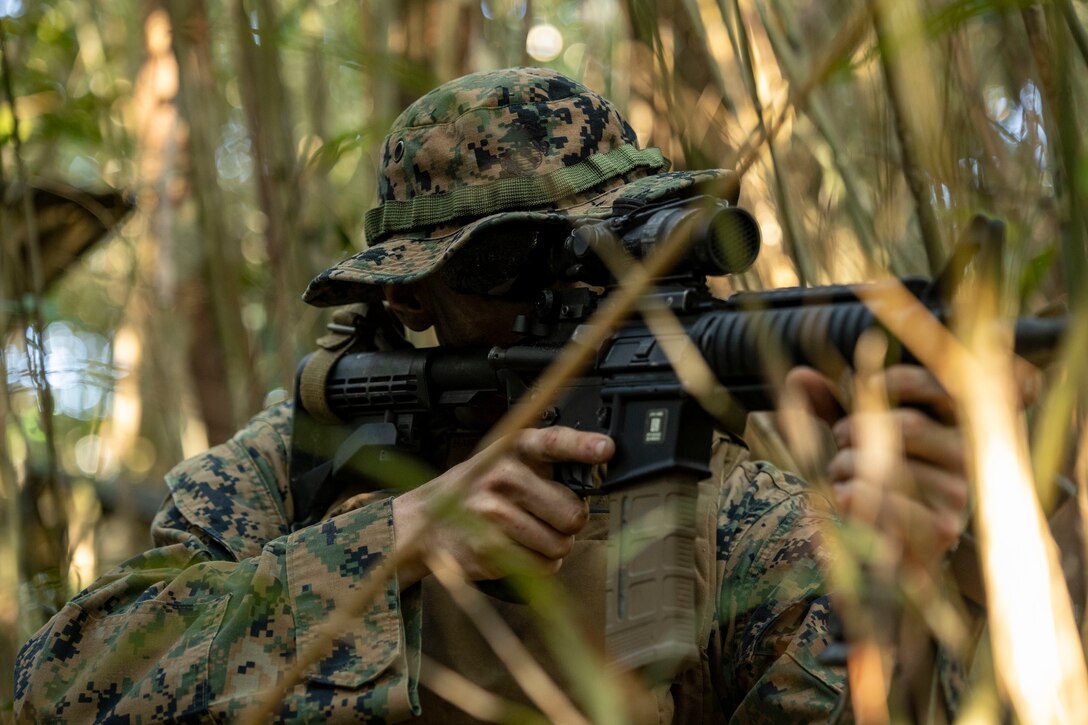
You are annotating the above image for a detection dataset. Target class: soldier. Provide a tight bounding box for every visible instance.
[15,67,992,722]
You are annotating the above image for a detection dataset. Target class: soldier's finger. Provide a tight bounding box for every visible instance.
[514,426,615,465]
[474,499,576,564]
[1012,356,1043,406]
[469,452,588,533]
[832,410,966,474]
[783,366,848,425]
[532,490,590,536]
[835,479,962,558]
[881,365,957,425]
[903,461,969,516]
[827,450,968,515]
[503,475,590,535]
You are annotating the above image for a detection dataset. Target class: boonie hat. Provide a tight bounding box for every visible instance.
[302,66,740,307]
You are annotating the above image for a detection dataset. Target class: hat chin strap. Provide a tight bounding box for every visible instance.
[364,144,669,243]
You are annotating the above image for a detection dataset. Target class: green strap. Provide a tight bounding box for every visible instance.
[299,347,344,424]
[298,304,369,424]
[364,145,667,242]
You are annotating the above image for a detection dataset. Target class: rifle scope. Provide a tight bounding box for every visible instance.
[554,197,761,285]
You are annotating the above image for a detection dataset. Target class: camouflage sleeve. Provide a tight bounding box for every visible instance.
[713,460,848,722]
[14,403,423,723]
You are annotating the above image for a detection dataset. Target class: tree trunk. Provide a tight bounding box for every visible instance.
[233,0,306,392]
[167,0,262,443]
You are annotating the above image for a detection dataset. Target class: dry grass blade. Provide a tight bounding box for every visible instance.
[961,338,1088,724]
[418,655,551,725]
[425,548,592,725]
[727,0,816,284]
[1076,424,1088,648]
[855,278,1088,724]
[1031,304,1088,511]
[585,230,739,421]
[840,332,897,725]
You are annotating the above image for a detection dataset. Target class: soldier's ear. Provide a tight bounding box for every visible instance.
[382,282,436,331]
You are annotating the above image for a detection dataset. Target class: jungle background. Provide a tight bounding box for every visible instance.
[3,0,1088,722]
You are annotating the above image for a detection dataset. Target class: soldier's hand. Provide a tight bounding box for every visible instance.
[391,427,614,588]
[792,364,967,565]
[786,363,1037,567]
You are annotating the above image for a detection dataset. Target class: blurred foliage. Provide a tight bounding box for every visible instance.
[2,0,1087,720]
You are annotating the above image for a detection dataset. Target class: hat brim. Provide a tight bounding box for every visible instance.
[303,169,739,307]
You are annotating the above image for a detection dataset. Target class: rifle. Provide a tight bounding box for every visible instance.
[288,197,1065,681]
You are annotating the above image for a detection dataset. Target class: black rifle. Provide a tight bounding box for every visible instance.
[288,197,1065,681]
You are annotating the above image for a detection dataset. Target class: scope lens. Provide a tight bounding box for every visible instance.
[704,206,760,276]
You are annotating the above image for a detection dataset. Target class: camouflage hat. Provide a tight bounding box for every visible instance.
[303,66,739,307]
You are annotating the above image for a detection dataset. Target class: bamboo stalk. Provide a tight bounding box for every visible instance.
[727,0,813,285]
[870,0,946,274]
[678,0,736,114]
[296,1,337,346]
[758,0,882,267]
[0,66,28,650]
[718,4,872,195]
[1021,5,1088,511]
[130,5,188,475]
[0,20,69,619]
[1059,0,1088,71]
[1024,6,1088,308]
[623,0,680,161]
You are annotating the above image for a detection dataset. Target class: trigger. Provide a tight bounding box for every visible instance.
[556,461,597,496]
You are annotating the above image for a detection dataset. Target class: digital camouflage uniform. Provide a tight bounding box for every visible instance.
[15,404,844,722]
[16,67,850,722]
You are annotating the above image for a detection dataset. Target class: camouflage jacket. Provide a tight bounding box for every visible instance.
[15,402,847,723]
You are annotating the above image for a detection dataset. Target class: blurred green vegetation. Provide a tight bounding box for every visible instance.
[2,0,1087,720]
